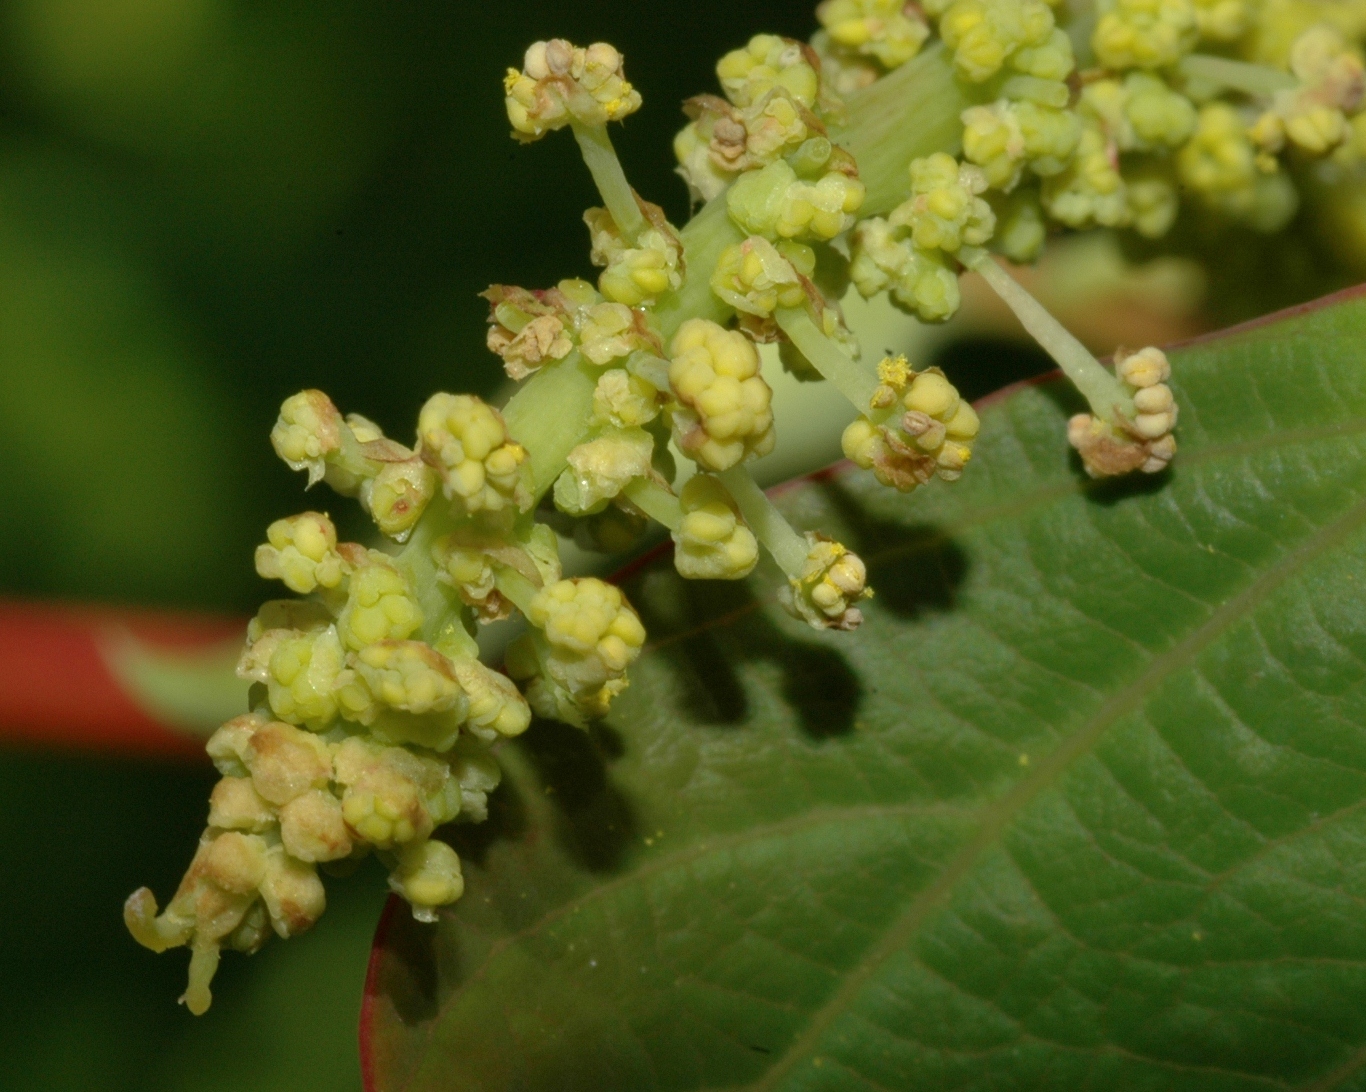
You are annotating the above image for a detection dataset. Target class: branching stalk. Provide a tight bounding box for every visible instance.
[776,307,881,412]
[1178,54,1297,96]
[717,465,809,577]
[622,478,682,530]
[572,122,646,242]
[962,247,1133,420]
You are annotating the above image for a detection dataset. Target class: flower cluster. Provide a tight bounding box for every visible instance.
[132,0,1366,1010]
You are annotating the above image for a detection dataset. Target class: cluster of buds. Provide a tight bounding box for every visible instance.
[842,357,980,490]
[1068,347,1178,477]
[134,0,1366,1011]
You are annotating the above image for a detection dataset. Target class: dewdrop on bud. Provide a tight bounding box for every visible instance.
[389,840,465,923]
[1068,346,1178,477]
[716,34,820,109]
[554,426,656,516]
[418,393,530,515]
[504,39,642,141]
[816,0,930,70]
[668,318,776,472]
[672,474,760,580]
[780,535,872,631]
[710,235,814,318]
[254,512,349,595]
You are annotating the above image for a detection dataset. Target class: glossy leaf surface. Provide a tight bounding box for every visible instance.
[364,288,1366,1092]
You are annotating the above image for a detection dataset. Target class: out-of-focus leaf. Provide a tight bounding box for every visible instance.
[365,287,1366,1091]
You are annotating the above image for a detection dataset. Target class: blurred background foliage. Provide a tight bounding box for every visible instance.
[3,1,1365,1089]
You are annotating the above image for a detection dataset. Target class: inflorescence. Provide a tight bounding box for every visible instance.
[129,0,1366,1010]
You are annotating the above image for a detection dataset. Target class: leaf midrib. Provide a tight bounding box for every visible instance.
[743,488,1366,1092]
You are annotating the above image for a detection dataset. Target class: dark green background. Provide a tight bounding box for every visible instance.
[0,2,1361,1088]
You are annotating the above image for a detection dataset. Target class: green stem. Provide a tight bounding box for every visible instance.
[492,566,540,615]
[394,503,460,645]
[572,122,645,243]
[654,44,972,340]
[1178,54,1296,96]
[717,465,808,578]
[962,247,1133,421]
[622,477,682,530]
[502,350,601,500]
[775,307,880,412]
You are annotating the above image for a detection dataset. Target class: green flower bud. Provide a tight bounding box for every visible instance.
[1081,72,1196,153]
[504,39,642,142]
[555,426,656,515]
[668,318,776,471]
[1068,346,1178,477]
[359,455,437,542]
[418,393,531,515]
[336,552,424,652]
[891,153,996,251]
[585,203,684,306]
[1092,0,1199,70]
[1041,123,1131,229]
[278,789,352,863]
[254,512,349,595]
[452,658,532,742]
[1252,25,1365,158]
[779,534,872,630]
[1191,0,1252,41]
[593,366,663,428]
[672,474,760,580]
[237,616,346,732]
[849,217,962,322]
[716,34,820,109]
[333,736,455,849]
[938,0,1058,83]
[388,839,464,922]
[207,776,276,834]
[727,158,866,242]
[508,577,646,726]
[342,640,467,726]
[270,390,344,488]
[710,235,815,317]
[842,365,980,491]
[817,0,931,69]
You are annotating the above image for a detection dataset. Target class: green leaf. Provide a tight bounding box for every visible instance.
[363,287,1366,1092]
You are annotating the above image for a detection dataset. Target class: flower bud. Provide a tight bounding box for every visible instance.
[672,474,760,580]
[668,318,776,472]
